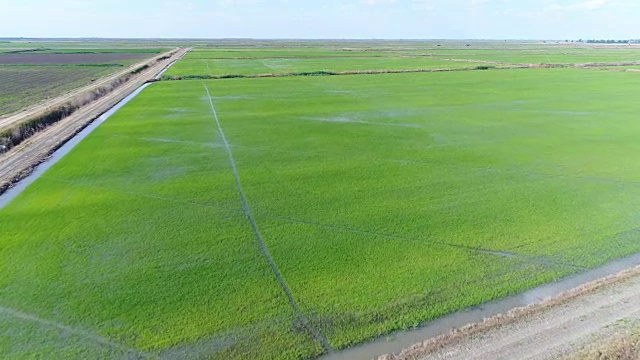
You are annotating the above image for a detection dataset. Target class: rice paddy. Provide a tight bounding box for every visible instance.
[3,41,640,359]
[164,57,491,78]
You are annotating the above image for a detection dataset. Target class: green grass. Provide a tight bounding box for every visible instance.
[170,46,640,79]
[184,46,640,65]
[0,86,322,359]
[4,68,640,358]
[184,49,406,59]
[164,57,490,78]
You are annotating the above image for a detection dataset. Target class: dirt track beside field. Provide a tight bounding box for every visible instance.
[381,266,640,360]
[0,48,189,195]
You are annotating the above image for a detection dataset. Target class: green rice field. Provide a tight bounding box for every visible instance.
[431,52,640,64]
[4,42,640,359]
[183,49,405,59]
[164,57,491,78]
[166,46,640,80]
[184,46,640,65]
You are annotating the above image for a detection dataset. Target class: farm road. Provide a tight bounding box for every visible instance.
[388,267,640,360]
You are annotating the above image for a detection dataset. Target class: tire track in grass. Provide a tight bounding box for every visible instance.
[202,82,332,354]
[43,174,587,273]
[0,306,149,358]
[44,174,587,273]
[270,215,589,271]
[201,60,211,74]
[43,176,243,216]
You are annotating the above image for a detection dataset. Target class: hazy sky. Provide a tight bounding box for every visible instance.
[0,0,635,39]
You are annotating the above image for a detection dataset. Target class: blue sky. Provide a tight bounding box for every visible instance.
[0,0,635,39]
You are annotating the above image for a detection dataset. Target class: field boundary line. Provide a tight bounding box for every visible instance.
[41,176,243,215]
[0,305,149,357]
[271,215,589,271]
[202,82,332,354]
[43,174,586,273]
[438,58,505,65]
[386,157,640,188]
[163,65,529,81]
[202,59,212,73]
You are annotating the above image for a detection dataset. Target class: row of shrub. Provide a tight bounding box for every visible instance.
[162,66,501,81]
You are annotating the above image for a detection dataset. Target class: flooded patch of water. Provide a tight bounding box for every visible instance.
[140,137,220,148]
[156,58,181,78]
[303,116,421,128]
[212,95,255,100]
[541,110,594,116]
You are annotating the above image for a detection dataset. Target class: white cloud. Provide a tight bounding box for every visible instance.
[470,0,493,5]
[412,0,436,11]
[571,0,607,10]
[544,0,629,12]
[217,0,264,5]
[543,3,564,12]
[361,0,398,5]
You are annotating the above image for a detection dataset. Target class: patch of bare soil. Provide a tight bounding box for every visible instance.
[564,324,640,360]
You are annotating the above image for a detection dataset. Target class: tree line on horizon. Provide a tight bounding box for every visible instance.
[581,39,639,44]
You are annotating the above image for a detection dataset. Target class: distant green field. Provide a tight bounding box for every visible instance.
[416,48,640,55]
[431,52,640,64]
[4,68,640,358]
[164,57,491,77]
[178,46,640,74]
[184,49,403,59]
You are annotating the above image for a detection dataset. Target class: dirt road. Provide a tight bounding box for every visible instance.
[0,48,189,194]
[384,267,640,360]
